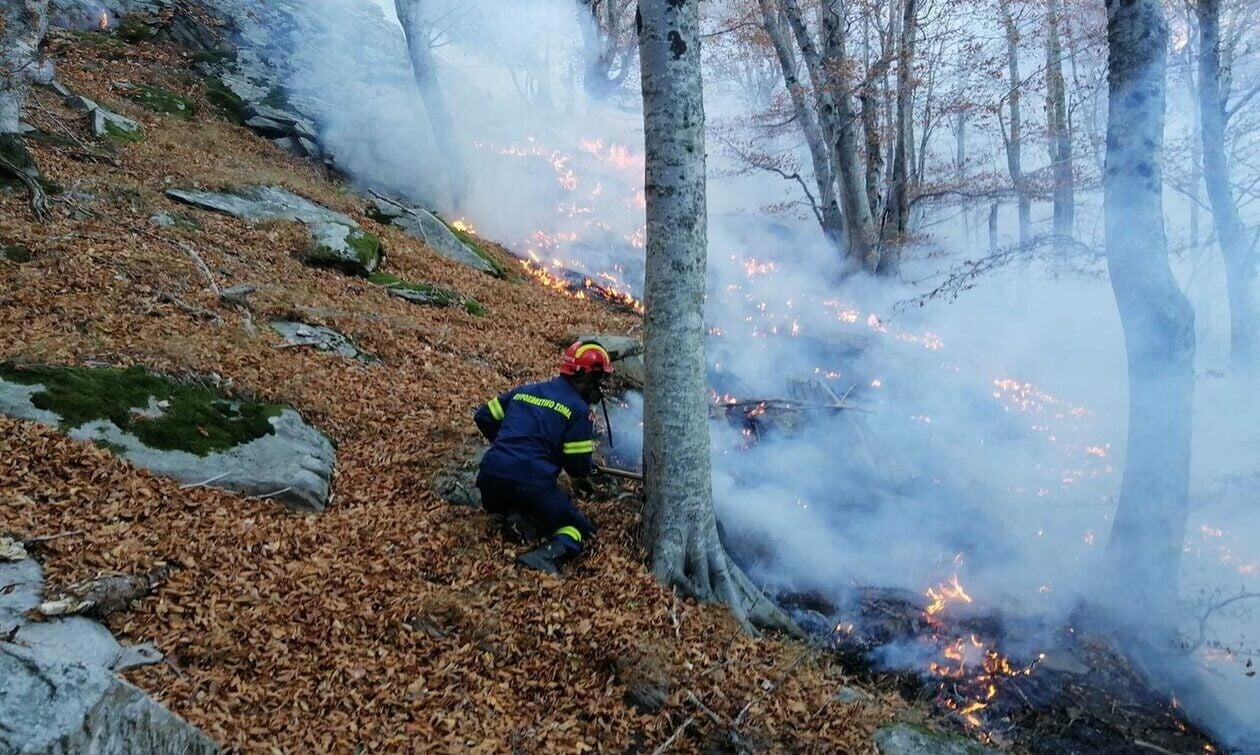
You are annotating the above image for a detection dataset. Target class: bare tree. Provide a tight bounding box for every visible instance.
[997,0,1032,245]
[757,0,846,249]
[1197,0,1258,370]
[886,0,918,248]
[577,0,637,99]
[0,0,51,220]
[394,0,471,208]
[638,0,796,634]
[1101,0,1196,614]
[1045,0,1075,241]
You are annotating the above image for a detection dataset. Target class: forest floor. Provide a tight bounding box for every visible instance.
[0,32,930,753]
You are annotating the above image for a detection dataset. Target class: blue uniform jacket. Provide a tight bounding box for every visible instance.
[475,376,596,484]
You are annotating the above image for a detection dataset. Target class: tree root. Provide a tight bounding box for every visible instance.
[0,133,50,221]
[651,527,804,639]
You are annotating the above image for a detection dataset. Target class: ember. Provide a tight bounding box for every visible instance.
[98,9,110,30]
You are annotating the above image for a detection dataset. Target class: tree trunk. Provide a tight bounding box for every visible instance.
[0,0,51,221]
[886,0,917,250]
[1045,0,1075,241]
[578,0,634,99]
[819,0,879,270]
[637,0,796,635]
[861,14,884,219]
[998,0,1031,245]
[1101,0,1196,615]
[1197,0,1258,370]
[395,1,469,209]
[757,0,845,252]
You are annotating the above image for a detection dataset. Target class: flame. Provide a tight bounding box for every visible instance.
[98,9,110,30]
[451,218,476,234]
[925,574,973,617]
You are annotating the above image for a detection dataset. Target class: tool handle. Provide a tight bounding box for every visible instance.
[595,465,644,482]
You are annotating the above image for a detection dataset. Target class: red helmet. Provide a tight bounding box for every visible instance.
[560,341,614,375]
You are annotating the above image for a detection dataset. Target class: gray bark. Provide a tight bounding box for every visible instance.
[394,1,469,208]
[820,0,880,271]
[757,0,845,251]
[998,0,1032,245]
[1045,0,1075,240]
[886,0,917,251]
[637,0,796,635]
[1197,0,1258,370]
[1101,0,1196,614]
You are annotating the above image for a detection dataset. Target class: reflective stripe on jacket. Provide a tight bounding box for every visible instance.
[474,376,595,483]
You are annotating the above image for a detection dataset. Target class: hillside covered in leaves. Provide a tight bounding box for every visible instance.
[0,28,919,753]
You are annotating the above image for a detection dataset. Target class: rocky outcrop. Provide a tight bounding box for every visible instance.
[270,320,376,363]
[369,273,486,317]
[0,643,219,755]
[166,186,381,276]
[0,364,335,513]
[367,197,498,276]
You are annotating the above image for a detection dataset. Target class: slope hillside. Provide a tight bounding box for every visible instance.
[0,27,923,754]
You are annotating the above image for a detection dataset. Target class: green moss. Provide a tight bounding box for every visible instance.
[103,119,145,143]
[1,245,32,264]
[0,364,283,456]
[346,228,382,269]
[191,50,238,66]
[205,79,246,125]
[67,30,124,48]
[126,85,195,118]
[368,273,485,316]
[116,14,158,43]
[93,439,129,455]
[446,223,512,280]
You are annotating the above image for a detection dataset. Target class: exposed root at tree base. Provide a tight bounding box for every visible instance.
[0,133,50,221]
[651,528,803,638]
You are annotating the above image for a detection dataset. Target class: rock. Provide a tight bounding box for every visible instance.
[270,320,376,363]
[1,244,33,264]
[90,107,143,142]
[301,222,381,276]
[1,558,163,674]
[834,686,873,703]
[122,83,195,118]
[874,724,997,755]
[432,444,486,508]
[368,198,497,276]
[245,115,289,136]
[166,185,356,227]
[368,273,485,316]
[0,643,219,754]
[0,364,335,513]
[623,681,668,714]
[63,94,100,112]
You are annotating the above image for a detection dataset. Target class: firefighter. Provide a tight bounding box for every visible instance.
[473,341,613,575]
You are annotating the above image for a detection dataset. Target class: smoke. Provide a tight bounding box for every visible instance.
[261,0,1259,747]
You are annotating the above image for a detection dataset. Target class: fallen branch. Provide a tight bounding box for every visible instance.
[155,290,224,325]
[33,564,175,620]
[651,715,695,755]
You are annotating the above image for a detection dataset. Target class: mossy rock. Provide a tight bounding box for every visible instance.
[368,273,485,316]
[0,245,33,264]
[0,364,281,456]
[446,223,514,280]
[874,724,997,755]
[205,79,246,125]
[125,85,195,118]
[116,14,159,43]
[302,223,381,277]
[101,116,145,143]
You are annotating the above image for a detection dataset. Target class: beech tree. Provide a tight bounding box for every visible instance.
[1101,0,1196,612]
[577,0,637,99]
[637,0,797,634]
[394,0,471,208]
[1196,0,1258,370]
[0,0,51,220]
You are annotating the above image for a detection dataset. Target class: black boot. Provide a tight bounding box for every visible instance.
[500,511,545,544]
[516,539,576,576]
